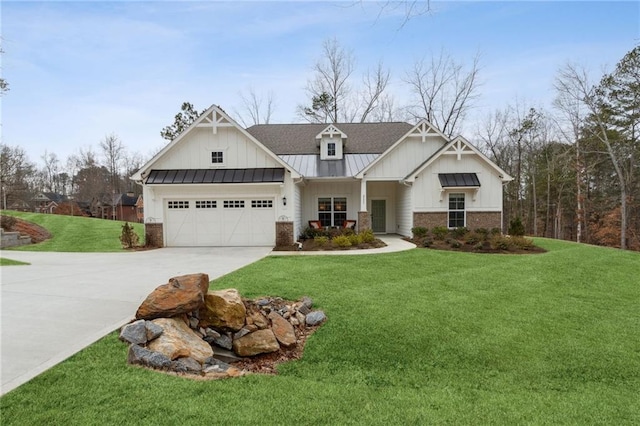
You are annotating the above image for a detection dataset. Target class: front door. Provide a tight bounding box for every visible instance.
[371,199,386,233]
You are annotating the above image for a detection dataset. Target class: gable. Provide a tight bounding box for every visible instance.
[132,106,297,181]
[359,121,449,179]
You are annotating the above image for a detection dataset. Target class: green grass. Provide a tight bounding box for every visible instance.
[1,210,145,252]
[0,258,30,266]
[1,239,639,424]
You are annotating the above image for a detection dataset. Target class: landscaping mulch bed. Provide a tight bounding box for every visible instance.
[273,238,386,252]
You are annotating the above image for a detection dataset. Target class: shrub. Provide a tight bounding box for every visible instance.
[475,228,489,240]
[300,226,324,240]
[490,227,502,236]
[473,242,484,251]
[1,214,17,231]
[422,238,433,248]
[120,222,140,248]
[451,226,469,239]
[464,231,482,245]
[332,235,352,247]
[508,217,525,236]
[511,236,535,250]
[449,239,462,249]
[490,235,512,250]
[348,233,364,246]
[411,226,428,239]
[314,236,329,246]
[360,229,376,243]
[432,226,449,240]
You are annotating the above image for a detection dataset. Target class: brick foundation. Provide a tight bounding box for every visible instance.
[466,212,502,231]
[357,211,371,233]
[145,223,164,248]
[275,221,294,247]
[413,212,447,229]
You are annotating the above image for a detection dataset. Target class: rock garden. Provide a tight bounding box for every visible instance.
[120,273,326,379]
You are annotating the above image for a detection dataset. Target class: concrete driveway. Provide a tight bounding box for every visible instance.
[0,246,271,395]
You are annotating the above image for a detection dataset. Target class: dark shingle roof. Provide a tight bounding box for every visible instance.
[246,122,414,155]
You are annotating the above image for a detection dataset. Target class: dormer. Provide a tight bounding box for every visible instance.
[316,124,347,160]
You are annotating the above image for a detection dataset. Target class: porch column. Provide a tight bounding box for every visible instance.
[360,179,367,211]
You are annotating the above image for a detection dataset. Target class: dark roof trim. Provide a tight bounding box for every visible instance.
[438,173,480,187]
[146,168,285,184]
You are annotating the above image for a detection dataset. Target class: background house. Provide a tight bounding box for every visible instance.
[132,105,511,247]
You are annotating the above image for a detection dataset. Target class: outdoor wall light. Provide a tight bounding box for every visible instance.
[283,196,287,206]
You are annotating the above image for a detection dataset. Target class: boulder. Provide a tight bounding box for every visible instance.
[145,321,164,341]
[147,317,213,363]
[232,329,280,357]
[135,273,209,320]
[120,320,147,345]
[171,357,203,373]
[247,311,270,329]
[305,310,326,326]
[268,312,297,347]
[127,344,172,369]
[198,289,246,331]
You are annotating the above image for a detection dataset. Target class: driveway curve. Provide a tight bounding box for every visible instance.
[0,246,271,395]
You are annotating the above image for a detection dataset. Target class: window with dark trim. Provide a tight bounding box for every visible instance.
[251,200,273,208]
[211,151,224,164]
[195,200,216,209]
[168,200,189,209]
[448,193,465,228]
[318,197,347,227]
[223,200,245,208]
[327,142,336,157]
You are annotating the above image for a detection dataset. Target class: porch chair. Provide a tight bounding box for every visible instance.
[342,220,357,230]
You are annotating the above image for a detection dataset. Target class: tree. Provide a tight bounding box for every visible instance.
[160,102,205,141]
[0,42,8,95]
[99,133,125,194]
[404,49,481,137]
[39,150,61,193]
[234,87,276,127]
[297,38,392,123]
[0,144,36,209]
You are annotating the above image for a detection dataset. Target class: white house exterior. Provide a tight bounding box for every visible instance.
[131,105,512,247]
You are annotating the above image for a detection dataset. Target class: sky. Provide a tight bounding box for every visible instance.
[1,1,638,165]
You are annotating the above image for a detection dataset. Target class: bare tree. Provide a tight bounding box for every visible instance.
[234,87,276,127]
[298,37,355,123]
[100,133,125,195]
[39,150,61,193]
[357,61,391,122]
[404,49,481,137]
[0,144,36,209]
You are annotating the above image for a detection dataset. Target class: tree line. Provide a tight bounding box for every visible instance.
[1,38,637,250]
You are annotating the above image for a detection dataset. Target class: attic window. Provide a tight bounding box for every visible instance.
[327,142,336,157]
[211,151,224,164]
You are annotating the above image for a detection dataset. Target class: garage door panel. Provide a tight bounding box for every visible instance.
[165,197,275,247]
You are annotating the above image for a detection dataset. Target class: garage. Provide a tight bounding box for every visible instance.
[165,197,275,247]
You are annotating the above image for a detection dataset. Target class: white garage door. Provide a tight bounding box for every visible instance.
[165,198,275,246]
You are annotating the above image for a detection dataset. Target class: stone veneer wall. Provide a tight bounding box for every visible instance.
[413,211,503,231]
[145,223,164,248]
[413,212,447,230]
[357,211,371,233]
[466,212,502,231]
[275,221,294,247]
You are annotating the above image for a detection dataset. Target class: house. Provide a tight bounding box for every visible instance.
[33,192,66,214]
[135,195,144,223]
[87,192,139,221]
[131,105,512,247]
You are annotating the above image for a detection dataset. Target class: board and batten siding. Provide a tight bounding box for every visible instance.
[151,127,281,170]
[364,135,446,179]
[293,183,303,239]
[412,154,504,211]
[301,181,360,224]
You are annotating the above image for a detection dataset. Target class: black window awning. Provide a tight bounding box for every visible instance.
[145,168,285,184]
[438,173,480,187]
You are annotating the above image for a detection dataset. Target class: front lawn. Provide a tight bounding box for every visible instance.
[1,239,638,424]
[0,258,30,266]
[1,210,145,252]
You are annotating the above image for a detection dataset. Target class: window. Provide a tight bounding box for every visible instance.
[223,200,245,208]
[327,142,336,157]
[168,201,189,209]
[448,193,465,228]
[251,200,273,208]
[318,197,347,227]
[195,200,216,209]
[211,151,224,164]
